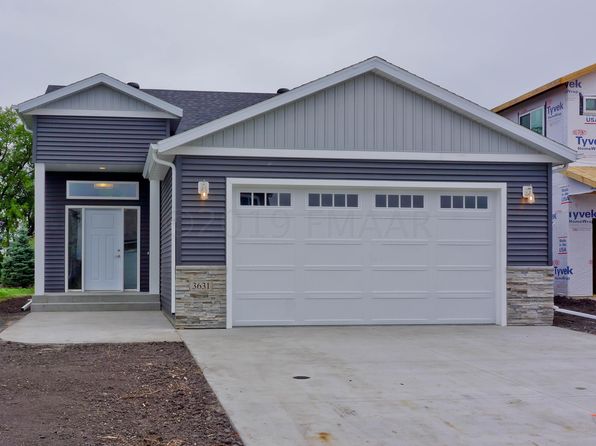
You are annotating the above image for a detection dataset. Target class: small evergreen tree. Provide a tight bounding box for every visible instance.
[1,227,34,287]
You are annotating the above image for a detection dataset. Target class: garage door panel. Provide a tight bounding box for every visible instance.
[302,294,366,323]
[435,243,494,265]
[234,268,295,292]
[370,241,430,265]
[302,243,366,265]
[232,187,499,326]
[234,294,297,325]
[436,217,494,239]
[370,269,431,292]
[234,241,296,265]
[302,268,363,292]
[234,214,296,238]
[369,295,433,323]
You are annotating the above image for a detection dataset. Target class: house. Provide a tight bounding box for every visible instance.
[494,64,596,298]
[16,57,576,328]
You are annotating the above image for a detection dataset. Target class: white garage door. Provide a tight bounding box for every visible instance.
[230,184,499,326]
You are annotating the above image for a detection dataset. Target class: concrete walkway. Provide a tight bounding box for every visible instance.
[181,326,596,446]
[0,311,179,343]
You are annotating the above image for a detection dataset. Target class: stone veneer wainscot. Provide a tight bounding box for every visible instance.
[506,266,554,326]
[175,266,226,329]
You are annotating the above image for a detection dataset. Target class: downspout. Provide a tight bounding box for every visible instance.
[150,146,176,314]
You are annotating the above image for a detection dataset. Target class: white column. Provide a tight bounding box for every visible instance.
[149,179,160,294]
[34,163,45,295]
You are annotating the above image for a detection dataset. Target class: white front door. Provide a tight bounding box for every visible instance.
[84,209,123,291]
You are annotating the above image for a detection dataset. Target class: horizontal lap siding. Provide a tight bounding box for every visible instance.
[45,172,150,292]
[35,116,168,166]
[178,156,550,266]
[160,171,172,313]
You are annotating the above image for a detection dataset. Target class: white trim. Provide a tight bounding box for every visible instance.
[16,73,183,117]
[149,180,160,294]
[225,178,508,328]
[34,163,45,295]
[66,180,139,200]
[154,57,575,162]
[167,145,564,164]
[64,205,141,292]
[27,108,178,119]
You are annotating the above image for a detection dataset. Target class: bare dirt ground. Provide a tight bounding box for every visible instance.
[0,296,29,333]
[554,296,596,335]
[0,341,243,446]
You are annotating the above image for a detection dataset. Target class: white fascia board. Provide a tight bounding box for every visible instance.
[16,73,183,117]
[168,145,564,164]
[27,108,178,119]
[154,57,575,163]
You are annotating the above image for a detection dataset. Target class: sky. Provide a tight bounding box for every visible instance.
[1,0,594,110]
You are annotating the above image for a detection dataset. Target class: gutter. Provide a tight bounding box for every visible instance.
[150,145,176,314]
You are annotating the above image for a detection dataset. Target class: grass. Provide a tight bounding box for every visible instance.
[0,288,34,301]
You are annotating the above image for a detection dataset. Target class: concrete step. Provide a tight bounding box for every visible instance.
[34,294,160,304]
[31,301,161,312]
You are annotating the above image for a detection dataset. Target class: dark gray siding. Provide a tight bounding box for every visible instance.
[35,116,168,166]
[178,156,551,266]
[160,171,172,313]
[45,172,149,292]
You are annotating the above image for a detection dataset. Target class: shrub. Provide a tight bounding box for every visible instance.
[1,227,34,288]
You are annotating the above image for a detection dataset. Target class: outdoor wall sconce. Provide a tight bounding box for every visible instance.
[522,185,535,204]
[198,180,209,200]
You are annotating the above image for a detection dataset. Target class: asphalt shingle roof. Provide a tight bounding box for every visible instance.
[45,84,276,134]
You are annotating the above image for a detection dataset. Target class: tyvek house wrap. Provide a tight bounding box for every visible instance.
[552,169,595,297]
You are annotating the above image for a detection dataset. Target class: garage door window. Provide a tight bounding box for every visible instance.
[375,194,424,209]
[308,193,358,208]
[240,192,291,207]
[440,195,488,209]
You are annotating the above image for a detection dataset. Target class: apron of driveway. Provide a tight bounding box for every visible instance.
[0,311,179,343]
[180,326,596,446]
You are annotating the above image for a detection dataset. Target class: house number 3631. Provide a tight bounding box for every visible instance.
[192,282,211,290]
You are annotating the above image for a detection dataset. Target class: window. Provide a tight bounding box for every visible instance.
[519,107,544,135]
[123,209,138,290]
[67,181,139,200]
[67,208,82,290]
[440,195,488,209]
[308,193,358,208]
[375,194,424,208]
[240,192,291,207]
[585,96,596,114]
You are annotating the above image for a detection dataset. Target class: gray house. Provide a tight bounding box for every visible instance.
[16,57,575,328]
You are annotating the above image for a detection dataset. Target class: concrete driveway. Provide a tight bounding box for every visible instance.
[181,326,596,446]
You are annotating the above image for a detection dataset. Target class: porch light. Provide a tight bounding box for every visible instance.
[94,182,114,189]
[522,185,535,204]
[98,166,107,171]
[198,180,209,200]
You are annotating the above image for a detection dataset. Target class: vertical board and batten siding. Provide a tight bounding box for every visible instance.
[160,171,172,313]
[35,115,168,166]
[44,172,150,293]
[36,85,164,114]
[194,72,536,155]
[177,157,550,267]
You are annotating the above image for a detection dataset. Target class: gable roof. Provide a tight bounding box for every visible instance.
[151,57,576,163]
[16,73,183,118]
[43,84,275,134]
[492,63,596,113]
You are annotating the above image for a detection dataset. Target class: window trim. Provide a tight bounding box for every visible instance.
[66,181,139,200]
[306,192,360,209]
[584,95,596,114]
[519,106,545,135]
